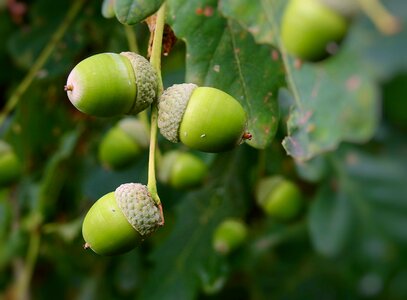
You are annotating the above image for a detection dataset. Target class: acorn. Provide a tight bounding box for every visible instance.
[255,176,303,221]
[158,83,251,153]
[0,141,21,187]
[82,183,162,256]
[158,150,208,189]
[98,117,149,170]
[65,52,157,117]
[281,0,349,61]
[212,218,248,255]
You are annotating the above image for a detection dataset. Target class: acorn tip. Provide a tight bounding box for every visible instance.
[64,84,73,92]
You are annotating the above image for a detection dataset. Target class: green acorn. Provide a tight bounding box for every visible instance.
[0,141,21,187]
[158,83,251,153]
[256,176,303,221]
[82,183,162,256]
[98,118,149,170]
[65,52,157,117]
[281,0,349,61]
[212,218,248,255]
[158,150,208,189]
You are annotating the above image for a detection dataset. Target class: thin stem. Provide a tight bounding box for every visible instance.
[357,0,401,35]
[124,25,139,54]
[149,4,165,94]
[264,0,302,110]
[16,229,41,300]
[147,3,166,224]
[0,0,86,128]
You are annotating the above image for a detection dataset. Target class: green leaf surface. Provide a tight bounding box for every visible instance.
[220,0,406,161]
[348,0,407,81]
[38,129,82,219]
[139,149,251,300]
[114,0,164,25]
[167,0,284,149]
[281,52,380,161]
[309,183,355,256]
[308,138,407,257]
[219,0,285,46]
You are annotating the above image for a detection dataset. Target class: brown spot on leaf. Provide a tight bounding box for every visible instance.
[326,42,339,55]
[346,75,361,91]
[263,91,273,104]
[272,50,279,61]
[203,6,214,17]
[306,124,316,133]
[7,0,27,24]
[346,152,359,165]
[294,59,303,70]
[299,110,313,125]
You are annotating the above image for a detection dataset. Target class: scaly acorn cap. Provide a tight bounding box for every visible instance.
[157,83,198,143]
[114,183,161,236]
[120,52,158,114]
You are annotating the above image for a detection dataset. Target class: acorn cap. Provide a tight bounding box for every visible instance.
[115,183,161,236]
[120,52,158,114]
[118,117,149,148]
[158,83,198,143]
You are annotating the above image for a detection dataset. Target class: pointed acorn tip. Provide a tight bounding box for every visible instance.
[83,242,91,250]
[64,84,73,92]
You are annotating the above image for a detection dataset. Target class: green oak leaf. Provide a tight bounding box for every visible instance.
[167,0,284,149]
[139,149,251,300]
[281,52,380,161]
[309,139,407,257]
[114,0,164,25]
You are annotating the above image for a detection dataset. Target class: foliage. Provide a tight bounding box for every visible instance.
[0,0,406,299]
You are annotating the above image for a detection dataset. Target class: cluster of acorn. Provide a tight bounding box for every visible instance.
[65,51,252,255]
[212,176,303,256]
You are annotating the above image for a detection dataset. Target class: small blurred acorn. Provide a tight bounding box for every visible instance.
[256,176,303,221]
[98,118,149,170]
[158,150,208,189]
[212,218,248,255]
[0,141,21,187]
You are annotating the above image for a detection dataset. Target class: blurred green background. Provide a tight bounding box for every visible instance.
[0,0,407,299]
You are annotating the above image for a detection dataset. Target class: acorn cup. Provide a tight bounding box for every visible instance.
[98,117,149,170]
[158,83,251,153]
[82,183,162,256]
[158,150,208,189]
[255,176,303,222]
[212,218,248,255]
[65,52,157,117]
[0,141,21,187]
[281,0,350,61]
